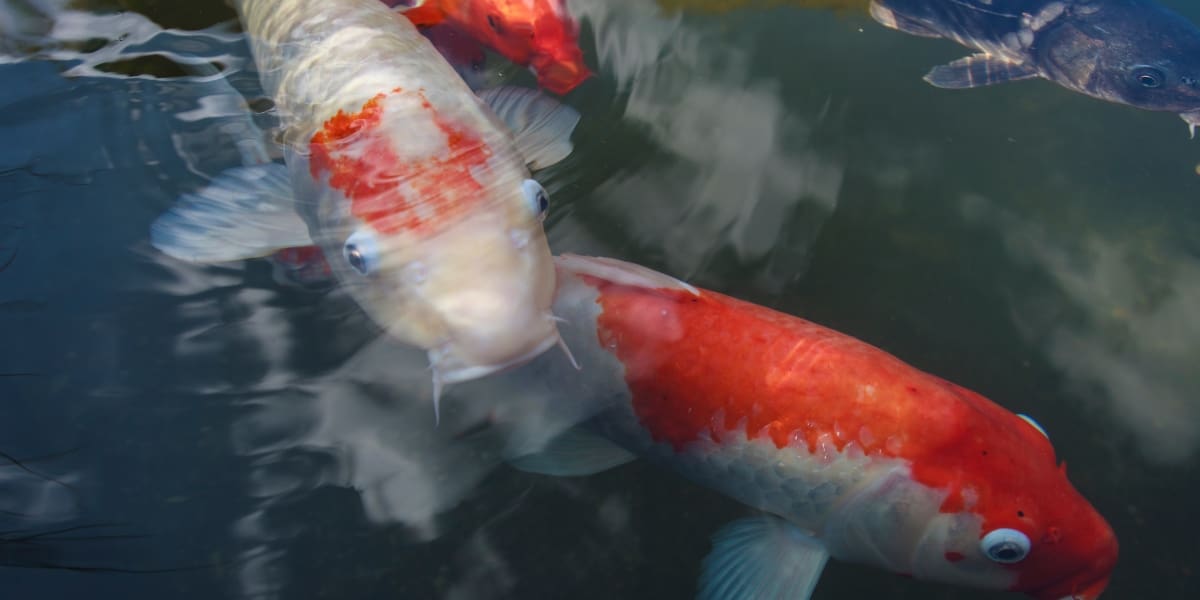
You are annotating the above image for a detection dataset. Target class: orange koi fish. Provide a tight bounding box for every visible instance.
[393,0,592,95]
[505,255,1118,599]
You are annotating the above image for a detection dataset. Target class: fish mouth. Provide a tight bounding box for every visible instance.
[1181,110,1200,138]
[429,327,560,386]
[532,57,591,95]
[1030,558,1114,600]
[420,329,559,425]
[1050,575,1110,600]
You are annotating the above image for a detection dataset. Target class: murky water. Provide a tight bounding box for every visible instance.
[2,0,1198,597]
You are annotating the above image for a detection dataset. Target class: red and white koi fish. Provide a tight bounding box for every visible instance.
[507,255,1118,599]
[394,0,592,95]
[150,0,581,413]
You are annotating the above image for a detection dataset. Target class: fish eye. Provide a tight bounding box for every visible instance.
[521,179,549,221]
[980,528,1031,564]
[1017,414,1049,439]
[1131,65,1165,88]
[342,227,380,276]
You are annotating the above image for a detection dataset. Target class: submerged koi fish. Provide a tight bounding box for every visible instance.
[870,0,1200,135]
[151,0,581,414]
[504,255,1118,599]
[394,0,592,95]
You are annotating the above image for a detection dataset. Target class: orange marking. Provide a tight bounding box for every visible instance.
[589,278,1116,596]
[308,88,492,235]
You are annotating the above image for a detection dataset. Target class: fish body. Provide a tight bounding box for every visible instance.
[153,0,580,398]
[518,255,1118,599]
[870,0,1200,133]
[396,0,591,95]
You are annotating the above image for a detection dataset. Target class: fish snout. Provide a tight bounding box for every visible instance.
[1035,573,1111,600]
[431,296,560,384]
[1029,517,1118,600]
[405,207,558,383]
[531,53,591,95]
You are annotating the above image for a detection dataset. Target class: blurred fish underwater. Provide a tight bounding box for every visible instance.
[391,0,593,95]
[3,0,1200,599]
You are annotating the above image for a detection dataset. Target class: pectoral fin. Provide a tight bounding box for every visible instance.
[478,86,581,170]
[698,517,830,600]
[393,0,446,26]
[924,53,1039,89]
[508,429,637,477]
[150,163,312,263]
[869,1,944,38]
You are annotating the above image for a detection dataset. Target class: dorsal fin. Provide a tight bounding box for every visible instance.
[555,254,699,296]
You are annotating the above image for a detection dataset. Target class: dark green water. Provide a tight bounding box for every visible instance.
[2,0,1198,598]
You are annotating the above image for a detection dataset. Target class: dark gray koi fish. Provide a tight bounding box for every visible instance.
[870,0,1200,135]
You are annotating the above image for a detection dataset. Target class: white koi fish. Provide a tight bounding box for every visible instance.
[151,0,581,414]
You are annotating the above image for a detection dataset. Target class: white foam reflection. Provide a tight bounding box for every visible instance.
[0,454,78,523]
[566,0,843,281]
[0,3,244,79]
[962,195,1200,463]
[0,0,65,55]
[0,449,95,571]
[210,295,605,598]
[442,531,517,600]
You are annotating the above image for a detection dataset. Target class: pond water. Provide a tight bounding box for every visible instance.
[2,0,1198,598]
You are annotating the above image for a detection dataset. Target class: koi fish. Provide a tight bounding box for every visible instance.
[394,0,592,95]
[503,254,1118,599]
[151,0,582,414]
[870,0,1200,135]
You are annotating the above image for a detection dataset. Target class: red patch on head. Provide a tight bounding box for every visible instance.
[309,89,492,235]
[944,551,966,563]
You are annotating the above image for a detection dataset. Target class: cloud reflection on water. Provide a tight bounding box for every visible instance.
[195,278,605,597]
[963,195,1200,464]
[567,0,843,284]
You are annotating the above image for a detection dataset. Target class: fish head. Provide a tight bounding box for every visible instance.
[440,0,591,95]
[1061,1,1200,124]
[818,381,1116,599]
[331,193,560,385]
[306,90,562,386]
[908,385,1118,599]
[408,205,561,384]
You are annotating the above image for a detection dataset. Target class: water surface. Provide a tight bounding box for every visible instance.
[2,0,1199,597]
